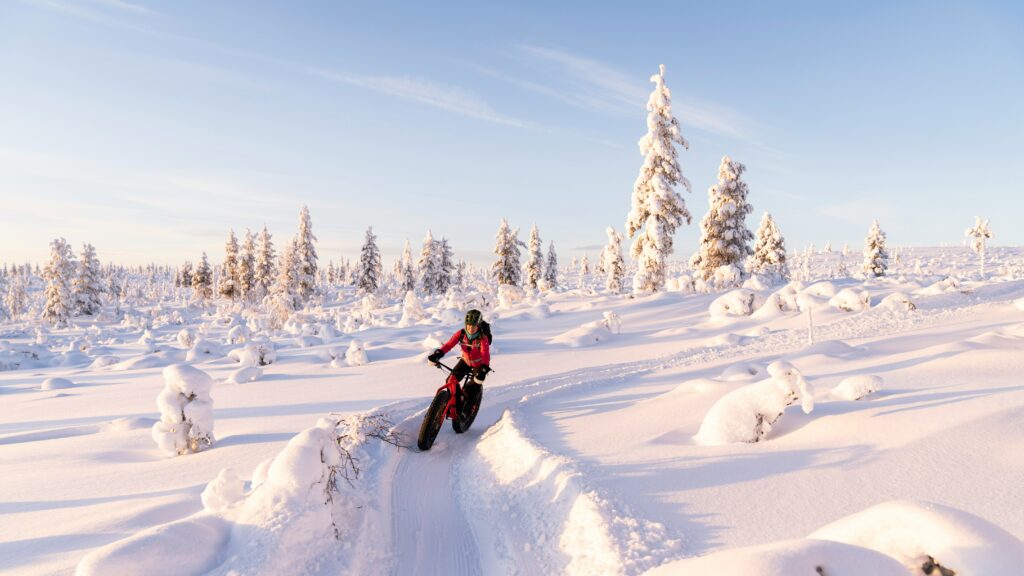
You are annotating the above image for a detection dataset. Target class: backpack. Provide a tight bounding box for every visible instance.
[463,320,493,345]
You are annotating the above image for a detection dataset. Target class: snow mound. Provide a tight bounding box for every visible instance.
[293,335,323,348]
[809,500,1024,575]
[829,288,871,312]
[111,349,185,371]
[646,538,908,575]
[880,292,917,311]
[75,513,231,576]
[709,289,764,318]
[89,355,120,368]
[201,468,245,512]
[831,375,883,400]
[41,377,74,390]
[226,366,262,385]
[720,363,764,382]
[696,361,814,445]
[917,276,961,296]
[458,410,680,575]
[550,312,622,347]
[151,364,215,456]
[802,281,838,298]
[185,339,222,362]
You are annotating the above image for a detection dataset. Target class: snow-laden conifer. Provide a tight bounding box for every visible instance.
[544,241,559,289]
[437,238,454,294]
[295,206,318,303]
[73,243,104,316]
[192,253,213,302]
[254,225,276,299]
[272,238,301,312]
[690,156,754,281]
[356,226,383,295]
[491,219,523,286]
[455,259,466,289]
[219,229,241,300]
[152,364,215,455]
[418,230,441,295]
[5,275,28,320]
[238,229,256,301]
[862,220,889,278]
[601,226,626,294]
[580,254,591,276]
[43,238,76,327]
[177,261,193,290]
[400,238,416,293]
[965,216,992,276]
[626,64,692,293]
[749,212,789,282]
[525,225,544,290]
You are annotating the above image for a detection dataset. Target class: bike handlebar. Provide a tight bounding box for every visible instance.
[431,360,494,374]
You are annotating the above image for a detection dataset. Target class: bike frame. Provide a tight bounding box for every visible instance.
[433,360,470,423]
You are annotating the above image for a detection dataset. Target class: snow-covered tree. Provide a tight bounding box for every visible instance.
[626,64,692,293]
[544,241,559,289]
[437,238,454,293]
[42,238,76,327]
[455,259,466,289]
[965,216,992,276]
[254,225,276,300]
[5,275,28,320]
[601,226,626,294]
[294,205,318,303]
[862,220,889,278]
[690,156,754,281]
[192,253,213,302]
[238,229,256,301]
[525,225,544,290]
[356,226,383,295]
[272,238,301,312]
[580,254,591,276]
[418,230,441,295]
[152,364,215,456]
[73,243,104,315]
[749,212,789,282]
[400,238,416,293]
[491,218,523,286]
[219,229,241,300]
[178,261,193,292]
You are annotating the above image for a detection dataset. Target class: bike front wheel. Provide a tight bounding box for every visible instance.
[417,389,451,451]
[452,384,482,434]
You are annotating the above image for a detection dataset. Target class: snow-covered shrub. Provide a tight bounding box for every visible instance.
[831,375,882,401]
[917,276,961,296]
[229,340,276,367]
[829,288,871,312]
[41,377,74,390]
[397,290,426,327]
[665,274,695,293]
[709,289,764,318]
[802,281,838,298]
[185,339,222,362]
[345,339,368,366]
[227,323,250,344]
[602,311,621,335]
[880,292,917,311]
[696,361,814,445]
[151,364,215,456]
[202,468,245,512]
[226,366,262,385]
[176,327,196,349]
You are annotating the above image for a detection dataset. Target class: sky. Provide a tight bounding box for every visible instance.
[1,0,1022,267]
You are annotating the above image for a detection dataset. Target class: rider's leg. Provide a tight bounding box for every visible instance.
[450,359,471,411]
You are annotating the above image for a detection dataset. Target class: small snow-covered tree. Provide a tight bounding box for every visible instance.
[5,275,28,320]
[273,237,301,310]
[400,238,416,293]
[544,241,559,289]
[192,252,213,302]
[73,243,103,316]
[178,261,193,293]
[295,205,318,303]
[437,237,454,293]
[491,218,523,286]
[862,220,889,278]
[525,225,544,290]
[965,216,992,276]
[238,229,256,301]
[454,259,466,289]
[749,212,789,282]
[219,229,241,300]
[601,226,626,294]
[254,225,276,300]
[418,230,441,295]
[580,254,591,276]
[690,156,754,281]
[152,364,215,456]
[42,238,76,327]
[356,226,383,295]
[626,64,692,294]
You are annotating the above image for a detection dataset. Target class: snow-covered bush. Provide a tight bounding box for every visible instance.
[151,364,215,456]
[226,366,262,385]
[176,327,196,349]
[345,339,368,366]
[829,288,871,312]
[831,375,882,401]
[880,292,917,311]
[709,289,764,318]
[185,338,222,361]
[397,290,426,327]
[229,339,276,367]
[711,264,743,290]
[227,323,250,344]
[696,361,814,445]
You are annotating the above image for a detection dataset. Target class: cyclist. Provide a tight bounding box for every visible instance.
[427,309,491,421]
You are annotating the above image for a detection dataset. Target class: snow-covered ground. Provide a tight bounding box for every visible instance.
[4,247,1024,575]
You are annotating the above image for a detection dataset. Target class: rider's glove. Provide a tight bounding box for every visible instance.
[427,349,443,364]
[473,364,490,383]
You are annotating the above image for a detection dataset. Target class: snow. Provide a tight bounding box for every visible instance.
[3,246,1024,576]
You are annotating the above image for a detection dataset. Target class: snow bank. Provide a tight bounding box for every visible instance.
[550,312,622,347]
[709,289,764,318]
[696,361,814,445]
[831,375,883,400]
[829,288,871,312]
[151,364,215,456]
[458,410,680,575]
[809,500,1024,575]
[41,376,75,390]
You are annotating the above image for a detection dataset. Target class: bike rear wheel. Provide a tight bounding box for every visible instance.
[417,389,450,451]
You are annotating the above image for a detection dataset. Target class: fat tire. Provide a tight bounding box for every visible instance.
[452,386,482,433]
[417,389,450,451]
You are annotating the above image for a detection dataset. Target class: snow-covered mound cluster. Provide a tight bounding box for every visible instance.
[151,364,215,456]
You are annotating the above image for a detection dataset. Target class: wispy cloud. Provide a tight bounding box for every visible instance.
[309,68,528,128]
[92,0,162,17]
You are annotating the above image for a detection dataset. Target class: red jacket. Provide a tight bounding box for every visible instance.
[440,329,490,367]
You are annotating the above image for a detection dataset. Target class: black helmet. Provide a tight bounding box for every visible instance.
[465,309,482,326]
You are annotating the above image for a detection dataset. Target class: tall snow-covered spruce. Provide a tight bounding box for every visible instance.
[400,238,416,293]
[73,243,104,316]
[491,218,523,286]
[749,212,789,282]
[238,229,256,301]
[357,226,383,295]
[525,225,544,290]
[690,156,754,281]
[626,64,692,294]
[437,238,454,293]
[544,241,559,289]
[219,229,240,300]
[43,238,76,326]
[418,230,441,295]
[862,220,889,278]
[294,206,318,304]
[192,252,213,302]
[254,225,276,300]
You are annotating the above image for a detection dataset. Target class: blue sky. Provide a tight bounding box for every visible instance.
[1,0,1021,267]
